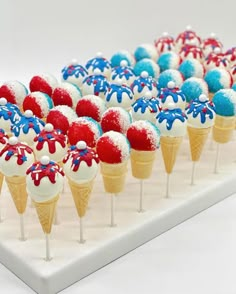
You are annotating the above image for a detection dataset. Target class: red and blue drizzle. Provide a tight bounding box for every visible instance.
[0,142,33,165]
[61,64,88,80]
[159,86,186,104]
[26,160,64,186]
[63,145,99,172]
[106,84,133,104]
[11,115,45,136]
[186,98,215,124]
[83,74,109,96]
[131,76,158,94]
[156,108,187,130]
[132,97,161,114]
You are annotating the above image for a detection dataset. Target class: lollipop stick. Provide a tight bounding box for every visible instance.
[45,234,52,261]
[191,162,196,185]
[166,173,170,198]
[110,194,116,227]
[0,206,3,223]
[214,143,220,174]
[138,180,144,213]
[19,214,26,241]
[79,217,85,243]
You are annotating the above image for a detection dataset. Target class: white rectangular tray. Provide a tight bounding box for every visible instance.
[0,137,235,294]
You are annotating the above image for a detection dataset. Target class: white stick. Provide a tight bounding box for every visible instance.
[214,143,220,174]
[19,214,26,241]
[138,180,144,213]
[166,173,170,198]
[45,234,52,261]
[0,206,3,223]
[191,162,196,186]
[79,217,85,243]
[110,194,116,227]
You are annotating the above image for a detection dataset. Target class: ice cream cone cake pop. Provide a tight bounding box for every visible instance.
[154,32,175,54]
[75,94,106,122]
[127,120,160,211]
[0,80,28,108]
[0,97,21,135]
[46,105,77,134]
[51,82,82,109]
[181,77,209,104]
[105,80,134,110]
[26,155,64,260]
[175,26,201,51]
[131,71,158,100]
[156,104,187,197]
[11,110,45,146]
[134,43,158,62]
[67,117,102,147]
[29,73,58,96]
[0,136,34,239]
[110,50,135,68]
[110,60,135,86]
[201,33,223,57]
[82,68,110,99]
[158,69,184,89]
[158,81,186,110]
[133,58,160,78]
[63,141,99,242]
[131,91,161,124]
[127,120,160,179]
[178,58,205,79]
[23,91,53,119]
[157,51,181,72]
[33,123,68,162]
[85,52,112,78]
[101,107,132,134]
[204,68,233,99]
[61,59,88,87]
[186,94,216,184]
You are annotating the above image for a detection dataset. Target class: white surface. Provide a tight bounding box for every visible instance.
[0,137,235,293]
[0,192,235,294]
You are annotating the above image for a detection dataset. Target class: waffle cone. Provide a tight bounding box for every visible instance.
[33,195,59,234]
[212,115,235,144]
[209,93,214,101]
[100,161,128,194]
[187,126,211,162]
[68,179,93,218]
[130,149,156,179]
[160,136,182,174]
[0,172,4,195]
[5,176,28,214]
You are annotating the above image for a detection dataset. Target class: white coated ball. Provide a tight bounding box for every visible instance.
[40,155,50,165]
[8,136,18,145]
[76,141,87,150]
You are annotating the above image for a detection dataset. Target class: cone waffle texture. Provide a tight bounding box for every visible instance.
[187,126,211,162]
[33,195,59,234]
[130,149,156,179]
[212,115,235,144]
[160,136,182,174]
[5,176,28,214]
[68,178,93,218]
[0,172,4,195]
[100,161,128,194]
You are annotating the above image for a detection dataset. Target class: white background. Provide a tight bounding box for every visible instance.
[0,0,236,293]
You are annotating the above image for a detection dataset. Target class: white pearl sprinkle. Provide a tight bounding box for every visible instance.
[40,155,50,165]
[162,32,169,37]
[214,47,221,54]
[45,123,54,132]
[76,141,87,150]
[199,94,208,102]
[24,110,33,118]
[120,60,128,67]
[94,68,101,75]
[167,102,176,110]
[0,97,7,106]
[71,59,78,65]
[96,52,103,58]
[167,81,175,89]
[8,136,18,145]
[186,25,192,31]
[141,71,149,78]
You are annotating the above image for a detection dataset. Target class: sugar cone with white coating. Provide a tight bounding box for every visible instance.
[5,176,28,214]
[68,179,93,218]
[130,149,156,179]
[187,126,211,162]
[100,161,128,194]
[212,115,235,144]
[0,172,4,195]
[33,195,59,234]
[160,136,182,174]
